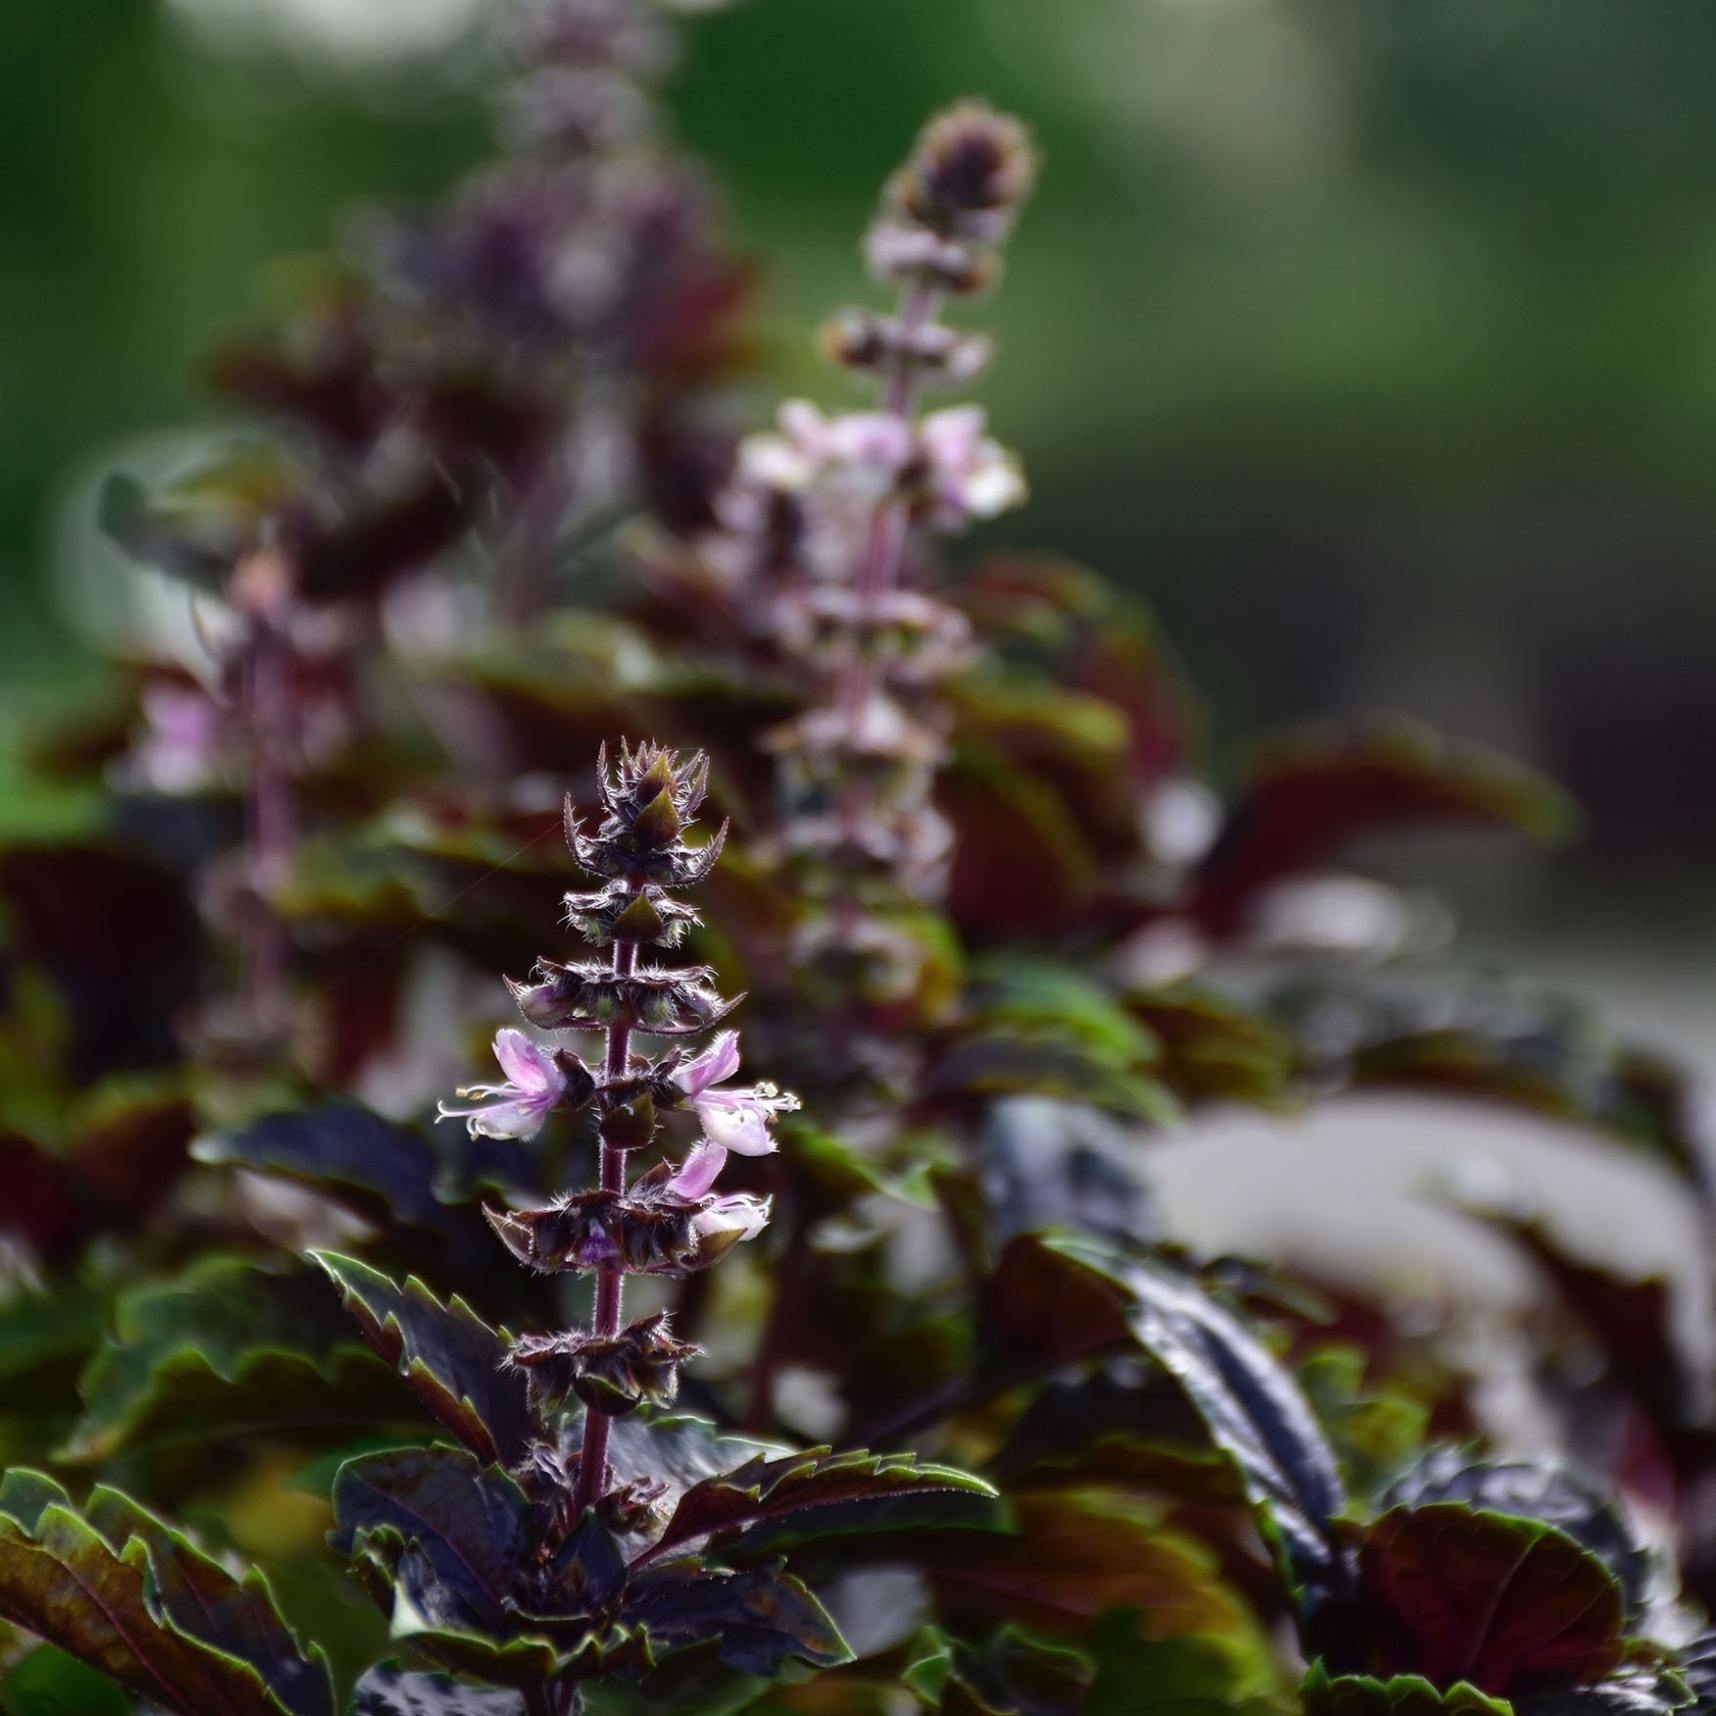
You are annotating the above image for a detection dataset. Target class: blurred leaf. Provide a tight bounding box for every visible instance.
[1083,1610,1289,1715]
[311,1252,535,1468]
[192,1103,498,1280]
[1190,717,1577,937]
[0,1645,130,1716]
[928,963,1179,1126]
[1512,1669,1690,1714]
[1297,1349,1431,1510]
[928,1486,1269,1650]
[938,1623,1093,1716]
[1127,986,1298,1110]
[1266,969,1708,1188]
[952,556,1198,785]
[59,1256,398,1463]
[943,735,1097,942]
[989,1360,1242,1504]
[0,1469,333,1716]
[1358,1505,1623,1695]
[0,1282,109,1393]
[978,1097,1160,1250]
[1459,1210,1710,1463]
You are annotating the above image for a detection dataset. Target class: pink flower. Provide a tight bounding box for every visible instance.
[124,682,231,795]
[664,1140,772,1254]
[672,1031,799,1156]
[917,405,1026,528]
[438,1028,568,1140]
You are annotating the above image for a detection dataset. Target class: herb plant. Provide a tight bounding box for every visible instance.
[0,2,1712,1714]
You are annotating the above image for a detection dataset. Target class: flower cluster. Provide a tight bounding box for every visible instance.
[441,742,797,1504]
[683,105,1036,1001]
[104,0,745,1051]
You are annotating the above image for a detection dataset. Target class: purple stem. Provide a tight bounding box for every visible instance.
[574,934,635,1515]
[241,612,297,1037]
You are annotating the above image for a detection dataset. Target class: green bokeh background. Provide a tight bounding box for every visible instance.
[7,0,1716,888]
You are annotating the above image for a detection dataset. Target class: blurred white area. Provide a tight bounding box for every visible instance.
[53,431,239,676]
[161,0,493,72]
[1151,943,1716,1391]
[980,0,1353,209]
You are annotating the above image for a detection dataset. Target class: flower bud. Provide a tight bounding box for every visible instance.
[508,1312,698,1416]
[891,102,1036,244]
[598,1090,657,1151]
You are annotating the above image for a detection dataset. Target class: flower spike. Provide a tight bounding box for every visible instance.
[446,741,795,1511]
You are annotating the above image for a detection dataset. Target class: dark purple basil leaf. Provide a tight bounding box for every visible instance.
[624,1561,848,1675]
[349,1664,527,1715]
[312,1252,535,1468]
[546,1509,628,1613]
[0,1469,332,1716]
[988,1359,1236,1499]
[85,1487,335,1716]
[192,1103,496,1281]
[331,1448,539,1635]
[1026,1239,1350,1606]
[1382,1452,1653,1624]
[292,469,469,603]
[1359,1505,1624,1697]
[633,1447,998,1568]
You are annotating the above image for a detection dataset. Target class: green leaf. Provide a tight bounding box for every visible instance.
[1084,1610,1290,1715]
[1297,1348,1431,1509]
[1126,985,1298,1110]
[939,1623,1094,1715]
[930,962,1180,1125]
[311,1253,534,1468]
[58,1257,398,1462]
[0,1645,130,1716]
[928,1487,1272,1653]
[0,1469,333,1716]
[1359,1505,1624,1697]
[1301,1663,1513,1715]
[633,1448,1000,1568]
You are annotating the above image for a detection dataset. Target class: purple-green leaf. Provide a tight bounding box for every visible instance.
[0,1469,333,1716]
[312,1252,534,1468]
